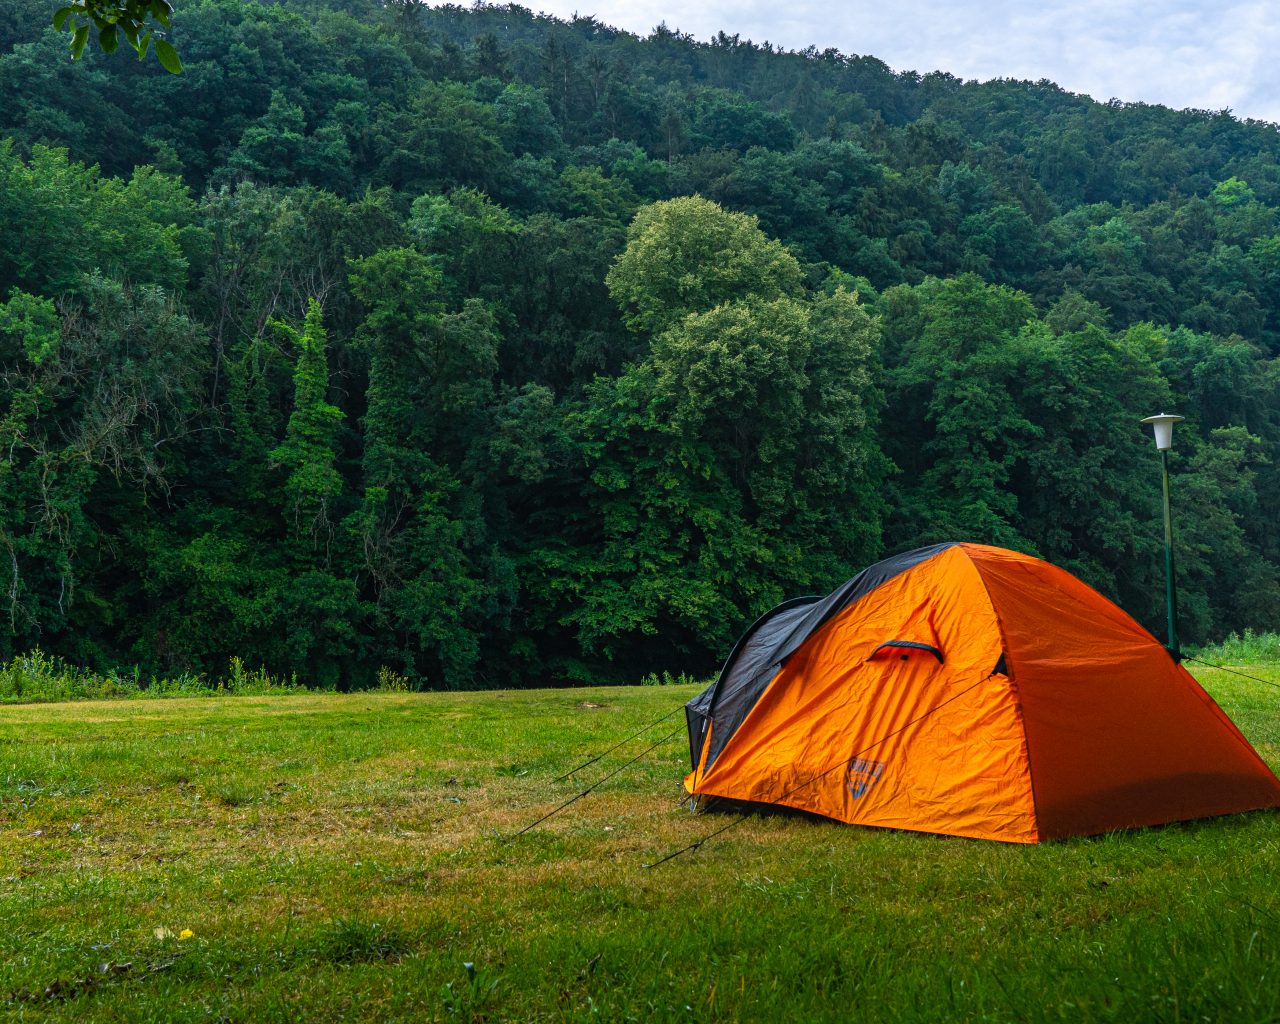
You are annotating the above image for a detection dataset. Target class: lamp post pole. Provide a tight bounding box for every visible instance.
[1158,446,1179,660]
[1141,414,1185,661]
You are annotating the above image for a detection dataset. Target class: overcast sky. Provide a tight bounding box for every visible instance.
[510,1,1280,124]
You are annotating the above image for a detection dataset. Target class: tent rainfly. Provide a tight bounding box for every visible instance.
[684,543,1280,843]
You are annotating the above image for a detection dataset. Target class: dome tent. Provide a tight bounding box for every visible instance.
[684,543,1280,843]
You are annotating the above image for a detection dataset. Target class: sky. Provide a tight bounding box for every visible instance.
[510,0,1280,124]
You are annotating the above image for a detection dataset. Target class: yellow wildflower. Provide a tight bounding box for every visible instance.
[178,928,194,940]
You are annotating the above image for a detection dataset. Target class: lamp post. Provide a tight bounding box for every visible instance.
[1140,413,1185,660]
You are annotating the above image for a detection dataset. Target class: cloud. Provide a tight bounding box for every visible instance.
[510,0,1280,122]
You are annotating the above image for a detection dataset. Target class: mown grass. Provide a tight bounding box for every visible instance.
[1,667,1279,1022]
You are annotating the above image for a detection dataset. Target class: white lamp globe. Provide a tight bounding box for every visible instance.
[1140,413,1184,452]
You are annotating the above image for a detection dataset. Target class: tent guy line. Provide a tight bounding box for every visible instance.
[642,674,991,869]
[504,724,685,841]
[1184,656,1280,693]
[552,705,684,782]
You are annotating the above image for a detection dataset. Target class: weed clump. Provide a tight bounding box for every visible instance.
[311,919,413,964]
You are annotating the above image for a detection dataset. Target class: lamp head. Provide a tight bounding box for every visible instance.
[1140,413,1184,451]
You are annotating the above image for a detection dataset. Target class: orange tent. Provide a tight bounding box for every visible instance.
[684,543,1280,842]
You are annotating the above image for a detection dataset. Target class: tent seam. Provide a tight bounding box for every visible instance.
[960,544,1043,844]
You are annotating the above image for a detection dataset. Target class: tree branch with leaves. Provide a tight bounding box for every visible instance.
[53,0,181,72]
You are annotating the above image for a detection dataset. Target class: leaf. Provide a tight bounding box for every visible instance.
[155,38,182,74]
[100,23,118,53]
[150,0,172,28]
[51,6,76,31]
[70,22,89,58]
[133,30,151,58]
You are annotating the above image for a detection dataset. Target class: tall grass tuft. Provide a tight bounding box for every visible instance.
[374,665,413,692]
[639,669,702,687]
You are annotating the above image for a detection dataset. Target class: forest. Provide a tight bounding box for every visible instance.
[1,0,1279,688]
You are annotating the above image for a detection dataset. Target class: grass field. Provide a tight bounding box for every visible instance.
[2,668,1279,1022]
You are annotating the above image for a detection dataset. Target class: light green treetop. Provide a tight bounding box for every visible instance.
[605,195,804,336]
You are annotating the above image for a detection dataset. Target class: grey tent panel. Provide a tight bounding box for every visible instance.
[685,597,819,772]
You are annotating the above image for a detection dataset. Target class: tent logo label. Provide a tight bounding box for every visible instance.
[846,757,885,799]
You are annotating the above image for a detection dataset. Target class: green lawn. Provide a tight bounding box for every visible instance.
[2,668,1279,1022]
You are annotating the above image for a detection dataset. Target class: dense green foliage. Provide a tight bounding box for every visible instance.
[2,0,1280,687]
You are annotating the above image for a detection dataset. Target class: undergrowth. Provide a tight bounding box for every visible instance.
[0,651,695,705]
[4,630,1274,707]
[0,650,310,704]
[1192,629,1280,663]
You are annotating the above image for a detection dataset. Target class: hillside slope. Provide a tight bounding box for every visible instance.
[1,0,1278,685]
